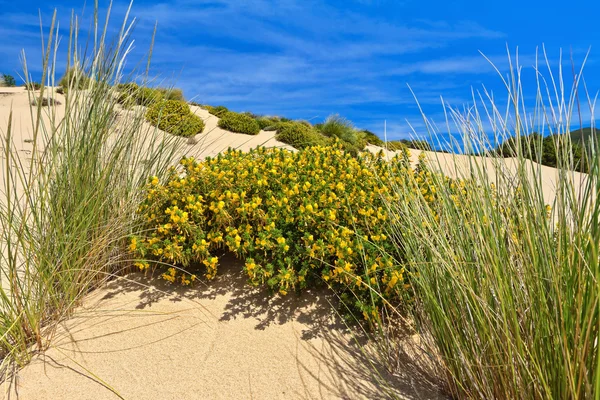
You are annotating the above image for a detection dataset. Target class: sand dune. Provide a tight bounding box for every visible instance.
[1,87,589,399]
[0,89,446,399]
[365,144,590,207]
[1,256,444,400]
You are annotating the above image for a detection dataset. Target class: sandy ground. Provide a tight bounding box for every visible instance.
[0,88,446,399]
[1,256,444,400]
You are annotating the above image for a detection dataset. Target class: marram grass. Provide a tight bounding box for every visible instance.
[0,3,180,379]
[377,50,600,399]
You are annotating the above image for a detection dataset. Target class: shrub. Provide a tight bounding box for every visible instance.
[138,87,164,106]
[297,120,313,128]
[275,121,326,149]
[256,117,277,130]
[217,111,261,135]
[24,82,41,91]
[56,87,65,95]
[156,87,184,101]
[334,137,365,156]
[385,141,408,151]
[206,105,229,117]
[131,145,417,320]
[362,130,384,146]
[1,73,16,87]
[396,139,431,151]
[316,114,366,150]
[242,111,260,119]
[117,83,138,108]
[146,100,205,137]
[116,82,138,91]
[491,132,589,173]
[317,114,354,138]
[58,67,90,90]
[117,83,165,108]
[32,97,62,106]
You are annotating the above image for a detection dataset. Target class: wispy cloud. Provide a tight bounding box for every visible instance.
[3,0,595,142]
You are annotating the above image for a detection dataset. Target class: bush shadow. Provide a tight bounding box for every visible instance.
[97,252,448,399]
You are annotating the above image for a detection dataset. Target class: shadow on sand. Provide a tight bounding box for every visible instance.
[90,253,447,400]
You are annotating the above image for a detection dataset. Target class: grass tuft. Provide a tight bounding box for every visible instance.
[0,4,180,378]
[377,49,600,398]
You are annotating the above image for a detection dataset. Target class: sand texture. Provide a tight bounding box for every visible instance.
[1,257,444,400]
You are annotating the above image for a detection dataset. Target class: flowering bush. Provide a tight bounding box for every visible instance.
[130,145,448,320]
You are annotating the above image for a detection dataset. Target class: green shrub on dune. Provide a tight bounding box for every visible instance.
[256,116,277,130]
[218,111,261,135]
[24,82,41,91]
[297,120,313,128]
[242,111,261,119]
[157,87,184,101]
[385,141,408,151]
[316,114,354,139]
[117,83,184,108]
[316,114,367,151]
[275,121,327,149]
[58,67,90,90]
[205,105,229,117]
[1,73,16,87]
[146,99,205,137]
[137,87,164,106]
[117,82,140,108]
[361,130,384,146]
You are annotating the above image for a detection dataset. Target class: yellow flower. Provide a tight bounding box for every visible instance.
[134,261,148,271]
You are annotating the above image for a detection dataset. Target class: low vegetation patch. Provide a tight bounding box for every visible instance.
[58,67,90,90]
[256,116,278,130]
[205,105,229,118]
[361,130,384,146]
[32,97,62,106]
[117,83,165,108]
[490,132,590,172]
[316,115,366,147]
[275,121,327,149]
[157,87,184,101]
[1,73,16,87]
[24,82,41,91]
[217,111,261,135]
[385,141,408,151]
[145,99,205,137]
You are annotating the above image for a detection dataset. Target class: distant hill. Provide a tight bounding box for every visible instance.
[486,128,598,173]
[570,127,599,148]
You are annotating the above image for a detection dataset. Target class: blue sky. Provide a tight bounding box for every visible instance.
[1,0,599,144]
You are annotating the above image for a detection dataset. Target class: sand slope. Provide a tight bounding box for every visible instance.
[366,145,590,207]
[2,257,444,400]
[0,89,445,399]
